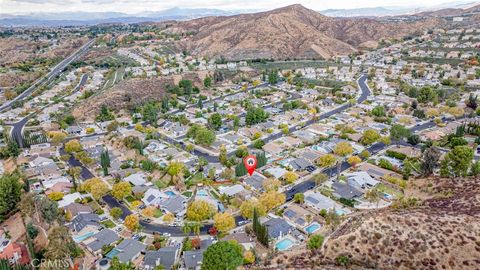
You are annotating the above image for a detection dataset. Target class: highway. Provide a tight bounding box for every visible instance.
[9,74,90,148]
[0,38,95,113]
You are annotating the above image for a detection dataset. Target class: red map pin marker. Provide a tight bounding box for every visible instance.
[244,155,257,176]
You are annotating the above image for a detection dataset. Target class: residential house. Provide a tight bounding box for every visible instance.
[159,195,187,218]
[68,213,101,236]
[244,172,267,191]
[345,171,379,189]
[264,218,293,240]
[106,239,146,264]
[331,181,364,200]
[142,188,168,206]
[64,203,93,217]
[85,229,120,254]
[125,173,147,186]
[304,191,344,212]
[222,232,255,250]
[143,246,179,270]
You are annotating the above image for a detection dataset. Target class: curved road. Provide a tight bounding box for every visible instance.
[9,74,89,148]
[0,39,95,113]
[101,74,371,236]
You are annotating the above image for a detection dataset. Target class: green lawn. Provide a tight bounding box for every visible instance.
[182,191,193,197]
[185,172,204,187]
[101,219,116,228]
[153,209,163,218]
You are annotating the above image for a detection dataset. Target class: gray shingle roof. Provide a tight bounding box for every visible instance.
[332,181,364,200]
[68,213,100,232]
[143,246,179,270]
[184,249,204,269]
[161,195,186,214]
[87,229,120,252]
[111,239,146,263]
[264,218,292,238]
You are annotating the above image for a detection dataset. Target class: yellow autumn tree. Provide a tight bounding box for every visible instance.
[262,178,281,191]
[64,139,82,153]
[163,213,175,224]
[239,199,266,219]
[317,154,337,168]
[347,156,362,166]
[124,214,139,231]
[186,200,215,221]
[82,178,109,200]
[259,191,285,211]
[142,206,155,217]
[111,182,132,200]
[213,212,235,232]
[283,171,299,184]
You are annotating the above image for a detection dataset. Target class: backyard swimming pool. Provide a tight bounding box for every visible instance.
[276,238,294,251]
[73,231,94,242]
[336,209,347,215]
[165,191,175,197]
[197,190,208,196]
[305,222,320,234]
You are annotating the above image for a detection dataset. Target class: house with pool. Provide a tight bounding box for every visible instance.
[68,213,102,243]
[263,217,301,252]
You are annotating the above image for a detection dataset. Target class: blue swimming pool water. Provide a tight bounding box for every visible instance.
[165,191,175,197]
[73,231,94,242]
[305,223,320,234]
[106,249,120,259]
[276,238,294,251]
[335,209,346,215]
[197,190,208,196]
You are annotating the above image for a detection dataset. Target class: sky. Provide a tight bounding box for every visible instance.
[0,0,474,15]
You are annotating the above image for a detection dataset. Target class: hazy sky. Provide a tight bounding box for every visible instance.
[0,0,474,14]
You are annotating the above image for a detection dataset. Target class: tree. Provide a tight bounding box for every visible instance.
[307,234,324,249]
[390,124,411,141]
[0,172,23,219]
[253,139,265,149]
[317,154,336,168]
[100,148,111,176]
[18,193,35,218]
[112,182,132,200]
[186,200,215,221]
[421,146,441,176]
[440,146,474,178]
[245,107,269,126]
[417,86,437,104]
[240,199,266,219]
[208,113,222,130]
[347,156,362,166]
[39,197,60,223]
[364,188,382,208]
[48,131,67,144]
[82,178,109,200]
[163,213,174,224]
[244,250,255,264]
[142,206,156,217]
[202,241,243,270]
[213,212,235,232]
[259,190,285,211]
[0,140,20,158]
[204,76,212,88]
[110,207,123,219]
[45,226,81,261]
[262,178,281,192]
[283,171,298,184]
[334,142,353,157]
[371,105,386,117]
[110,257,135,270]
[219,145,228,166]
[124,214,140,231]
[293,193,304,204]
[466,94,478,110]
[360,129,380,145]
[67,166,81,190]
[312,173,328,185]
[166,161,185,190]
[47,191,64,201]
[64,139,82,153]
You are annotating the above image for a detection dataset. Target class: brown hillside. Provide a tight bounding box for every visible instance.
[171,4,441,60]
[277,177,480,270]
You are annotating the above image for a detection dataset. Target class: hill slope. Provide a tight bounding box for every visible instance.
[172,4,441,60]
